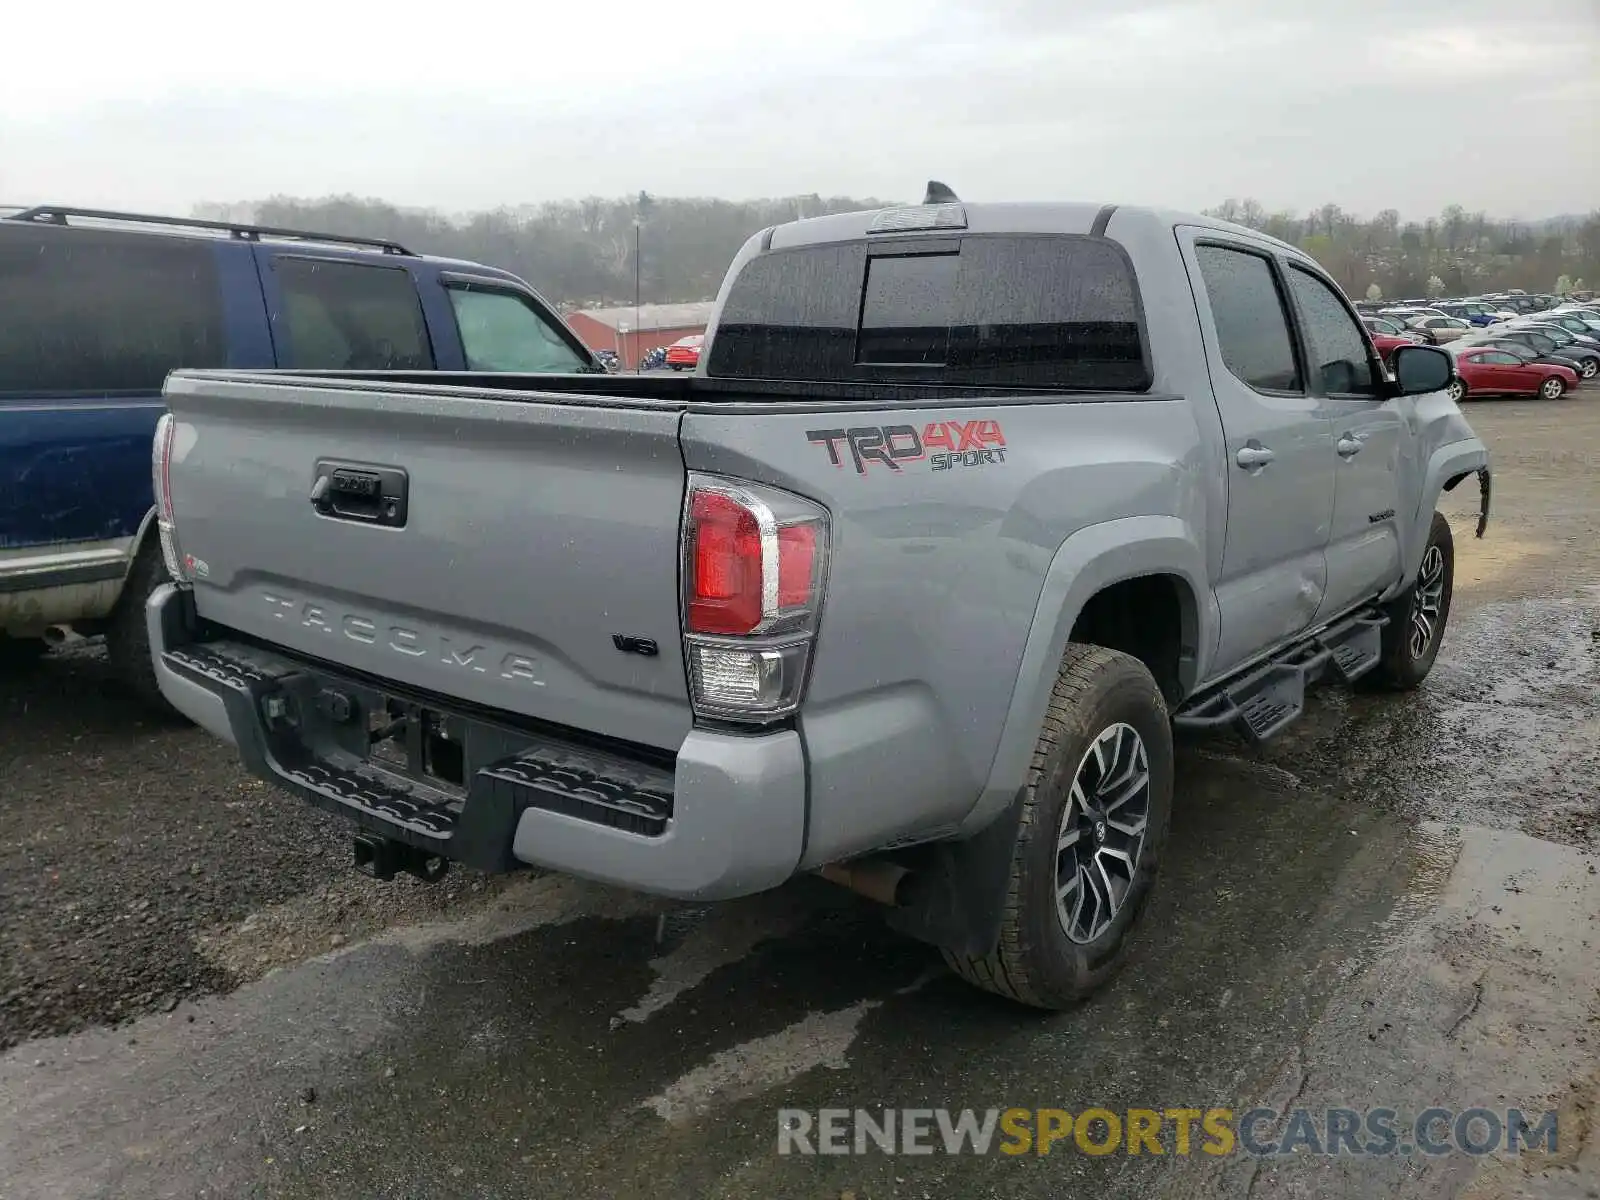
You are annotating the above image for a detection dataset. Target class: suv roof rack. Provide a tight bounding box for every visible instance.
[3,205,413,256]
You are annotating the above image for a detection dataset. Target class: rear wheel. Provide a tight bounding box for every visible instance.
[1447,379,1468,402]
[105,539,180,714]
[1540,376,1567,399]
[1578,359,1598,381]
[1365,511,1454,692]
[941,644,1173,1010]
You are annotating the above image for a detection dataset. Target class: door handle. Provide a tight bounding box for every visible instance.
[1235,444,1275,469]
[1336,435,1365,458]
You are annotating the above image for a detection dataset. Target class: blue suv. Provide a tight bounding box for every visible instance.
[0,205,599,705]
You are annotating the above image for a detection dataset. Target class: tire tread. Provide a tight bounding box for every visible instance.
[942,643,1166,1008]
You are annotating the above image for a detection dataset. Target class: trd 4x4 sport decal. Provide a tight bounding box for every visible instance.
[805,420,1007,475]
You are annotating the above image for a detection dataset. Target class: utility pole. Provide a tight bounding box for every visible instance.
[633,189,653,374]
[634,217,642,373]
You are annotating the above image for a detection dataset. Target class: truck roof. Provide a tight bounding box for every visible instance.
[767,200,1304,257]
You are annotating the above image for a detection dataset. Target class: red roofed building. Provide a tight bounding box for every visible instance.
[565,302,716,368]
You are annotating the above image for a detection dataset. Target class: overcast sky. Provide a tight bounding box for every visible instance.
[2,0,1595,222]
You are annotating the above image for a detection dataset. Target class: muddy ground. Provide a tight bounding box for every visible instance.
[1,392,1597,1199]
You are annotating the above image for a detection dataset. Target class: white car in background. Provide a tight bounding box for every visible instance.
[1405,315,1475,344]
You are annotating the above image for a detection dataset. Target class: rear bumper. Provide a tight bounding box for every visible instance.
[147,585,807,900]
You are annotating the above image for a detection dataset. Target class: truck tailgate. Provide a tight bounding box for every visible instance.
[163,373,692,752]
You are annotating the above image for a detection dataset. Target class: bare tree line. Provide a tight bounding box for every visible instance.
[195,193,1600,306]
[1202,199,1599,298]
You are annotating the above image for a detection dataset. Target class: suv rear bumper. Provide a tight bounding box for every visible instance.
[147,584,807,900]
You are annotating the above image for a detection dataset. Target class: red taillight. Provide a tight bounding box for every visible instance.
[688,490,764,635]
[151,412,192,584]
[155,413,176,521]
[681,475,830,722]
[776,524,815,607]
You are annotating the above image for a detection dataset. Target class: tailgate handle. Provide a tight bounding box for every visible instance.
[311,460,409,528]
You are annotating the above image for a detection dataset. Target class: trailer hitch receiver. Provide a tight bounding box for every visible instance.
[352,834,450,883]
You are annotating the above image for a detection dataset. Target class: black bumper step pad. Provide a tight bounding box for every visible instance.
[481,745,674,838]
[278,759,462,839]
[163,644,295,695]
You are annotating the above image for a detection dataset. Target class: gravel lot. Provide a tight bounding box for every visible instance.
[0,651,518,1051]
[1,385,1597,1200]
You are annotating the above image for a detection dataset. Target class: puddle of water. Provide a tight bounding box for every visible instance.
[642,999,880,1125]
[1267,599,1600,851]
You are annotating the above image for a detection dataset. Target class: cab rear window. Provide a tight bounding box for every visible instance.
[706,234,1150,390]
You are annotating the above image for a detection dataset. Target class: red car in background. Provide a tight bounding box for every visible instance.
[1362,315,1425,362]
[1448,347,1578,401]
[665,334,704,370]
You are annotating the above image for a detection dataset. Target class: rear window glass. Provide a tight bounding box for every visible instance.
[274,256,433,370]
[707,235,1149,390]
[0,224,227,394]
[857,253,957,365]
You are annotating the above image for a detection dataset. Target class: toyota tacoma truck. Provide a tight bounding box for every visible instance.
[146,185,1491,1009]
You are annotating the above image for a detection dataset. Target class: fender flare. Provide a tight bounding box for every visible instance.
[955,514,1215,838]
[1402,437,1491,586]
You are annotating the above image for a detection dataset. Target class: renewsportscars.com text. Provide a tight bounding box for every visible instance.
[777,1106,1558,1158]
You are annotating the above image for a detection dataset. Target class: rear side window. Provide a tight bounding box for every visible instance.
[707,235,1149,390]
[1194,244,1302,392]
[274,257,433,370]
[446,285,590,372]
[0,224,226,394]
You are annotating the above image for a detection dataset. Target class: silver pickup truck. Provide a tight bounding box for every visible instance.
[147,187,1491,1009]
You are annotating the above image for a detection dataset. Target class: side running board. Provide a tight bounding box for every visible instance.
[1173,610,1388,744]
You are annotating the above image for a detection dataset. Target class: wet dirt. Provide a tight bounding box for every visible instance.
[0,644,522,1052]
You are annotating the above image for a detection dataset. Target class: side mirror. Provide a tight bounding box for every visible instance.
[1391,344,1454,396]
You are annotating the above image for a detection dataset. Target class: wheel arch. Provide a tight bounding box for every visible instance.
[1404,437,1491,583]
[955,515,1214,840]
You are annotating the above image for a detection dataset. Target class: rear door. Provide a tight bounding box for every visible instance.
[1178,231,1335,675]
[1280,260,1405,624]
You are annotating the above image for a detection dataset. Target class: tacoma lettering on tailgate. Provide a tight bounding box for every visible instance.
[261,592,545,684]
[806,420,1007,475]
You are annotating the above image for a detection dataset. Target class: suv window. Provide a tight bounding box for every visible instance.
[1194,244,1301,392]
[1284,264,1378,396]
[274,257,433,370]
[707,235,1149,390]
[0,223,227,394]
[446,284,590,372]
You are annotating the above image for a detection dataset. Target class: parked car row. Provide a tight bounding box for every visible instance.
[1355,290,1600,399]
